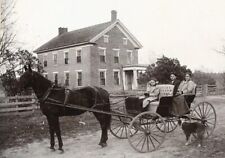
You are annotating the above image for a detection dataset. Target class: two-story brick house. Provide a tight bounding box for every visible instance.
[34,10,146,91]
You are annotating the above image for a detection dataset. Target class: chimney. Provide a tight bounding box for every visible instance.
[111,10,117,22]
[58,27,68,35]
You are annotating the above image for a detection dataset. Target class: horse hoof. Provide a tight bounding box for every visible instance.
[49,147,55,151]
[58,148,64,154]
[98,142,107,148]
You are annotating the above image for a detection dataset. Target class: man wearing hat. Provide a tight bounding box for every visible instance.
[170,73,181,96]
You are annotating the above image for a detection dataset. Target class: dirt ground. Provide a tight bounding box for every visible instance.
[1,95,225,158]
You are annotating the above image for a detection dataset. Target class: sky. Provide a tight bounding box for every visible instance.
[14,0,225,73]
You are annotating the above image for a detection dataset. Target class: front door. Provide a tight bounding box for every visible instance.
[125,71,133,90]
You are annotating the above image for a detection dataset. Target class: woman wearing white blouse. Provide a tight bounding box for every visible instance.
[178,73,196,94]
[142,78,159,108]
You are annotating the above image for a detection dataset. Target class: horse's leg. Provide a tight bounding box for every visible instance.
[46,116,55,150]
[93,113,111,147]
[53,116,64,152]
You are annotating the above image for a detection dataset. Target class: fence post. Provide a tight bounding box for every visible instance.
[202,84,208,97]
[15,95,19,114]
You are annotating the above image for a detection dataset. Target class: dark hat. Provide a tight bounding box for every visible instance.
[149,77,157,81]
[170,72,177,76]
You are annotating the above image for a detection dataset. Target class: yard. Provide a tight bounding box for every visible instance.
[1,95,225,158]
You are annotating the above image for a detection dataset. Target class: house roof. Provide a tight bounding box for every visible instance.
[34,20,142,54]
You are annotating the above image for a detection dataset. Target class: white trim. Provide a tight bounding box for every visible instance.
[103,35,109,43]
[116,20,142,47]
[127,50,133,64]
[123,66,147,71]
[52,72,58,82]
[64,51,69,58]
[64,52,69,64]
[113,49,120,56]
[113,49,120,63]
[43,53,47,62]
[90,19,142,48]
[112,48,120,51]
[43,72,48,78]
[98,47,106,50]
[64,71,70,85]
[116,24,140,48]
[113,69,120,85]
[91,20,117,42]
[63,49,69,53]
[76,49,82,57]
[76,49,82,63]
[98,47,106,63]
[75,70,83,87]
[43,54,48,67]
[35,43,94,54]
[52,53,57,65]
[99,69,107,72]
[99,69,107,86]
[122,37,128,45]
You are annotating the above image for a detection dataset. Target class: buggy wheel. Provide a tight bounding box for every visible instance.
[128,112,166,153]
[191,101,216,138]
[156,117,178,133]
[110,115,137,139]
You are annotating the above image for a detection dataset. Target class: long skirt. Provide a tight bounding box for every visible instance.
[172,95,189,116]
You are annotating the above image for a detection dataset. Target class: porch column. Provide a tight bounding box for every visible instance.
[132,69,138,90]
[122,71,126,90]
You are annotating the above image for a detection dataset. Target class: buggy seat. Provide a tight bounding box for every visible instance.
[125,84,175,116]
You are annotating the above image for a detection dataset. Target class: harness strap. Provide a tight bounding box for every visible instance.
[64,89,70,105]
[40,83,55,103]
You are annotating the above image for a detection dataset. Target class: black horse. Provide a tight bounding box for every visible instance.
[18,66,111,152]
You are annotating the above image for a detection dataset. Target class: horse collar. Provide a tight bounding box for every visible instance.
[39,83,55,103]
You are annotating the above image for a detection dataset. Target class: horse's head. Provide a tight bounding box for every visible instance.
[18,65,36,91]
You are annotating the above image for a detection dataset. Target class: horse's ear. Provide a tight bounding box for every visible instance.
[28,64,32,72]
[24,65,28,71]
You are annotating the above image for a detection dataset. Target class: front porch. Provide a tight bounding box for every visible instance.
[122,65,147,90]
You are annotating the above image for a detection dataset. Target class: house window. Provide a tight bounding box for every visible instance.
[99,47,106,63]
[99,70,106,86]
[53,72,58,86]
[53,53,57,65]
[123,38,128,45]
[77,71,82,86]
[113,49,120,63]
[76,49,82,63]
[64,72,69,86]
[43,54,47,67]
[103,35,109,43]
[43,73,48,79]
[113,70,120,85]
[64,52,69,64]
[127,50,133,64]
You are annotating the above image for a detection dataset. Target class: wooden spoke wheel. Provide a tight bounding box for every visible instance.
[128,112,166,153]
[191,101,216,138]
[156,117,178,133]
[110,115,137,139]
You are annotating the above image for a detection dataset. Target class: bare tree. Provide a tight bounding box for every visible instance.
[0,0,17,74]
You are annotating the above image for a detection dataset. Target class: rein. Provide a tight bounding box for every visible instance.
[39,83,55,104]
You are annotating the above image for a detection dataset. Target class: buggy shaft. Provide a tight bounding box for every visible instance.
[44,100,133,119]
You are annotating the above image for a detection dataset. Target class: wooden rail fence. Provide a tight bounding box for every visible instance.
[0,94,38,116]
